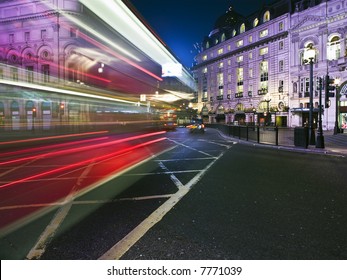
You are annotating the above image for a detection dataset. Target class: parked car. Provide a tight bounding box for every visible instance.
[187,119,205,133]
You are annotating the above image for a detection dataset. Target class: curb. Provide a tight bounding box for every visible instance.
[212,128,346,157]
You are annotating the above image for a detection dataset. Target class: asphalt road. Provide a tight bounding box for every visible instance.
[1,127,346,260]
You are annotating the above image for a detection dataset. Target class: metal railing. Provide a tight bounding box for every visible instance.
[207,123,295,147]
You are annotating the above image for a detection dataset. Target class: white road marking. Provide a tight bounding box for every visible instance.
[168,139,216,158]
[26,161,96,260]
[98,148,228,260]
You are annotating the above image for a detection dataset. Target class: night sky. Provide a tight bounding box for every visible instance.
[129,0,275,68]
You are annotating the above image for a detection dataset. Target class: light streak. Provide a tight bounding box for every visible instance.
[0,131,166,166]
[0,137,109,157]
[72,25,163,81]
[0,137,109,165]
[0,136,166,189]
[0,79,138,105]
[0,131,109,146]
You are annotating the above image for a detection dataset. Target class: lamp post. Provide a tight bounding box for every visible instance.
[304,46,316,145]
[333,78,340,134]
[264,97,271,126]
[316,77,324,148]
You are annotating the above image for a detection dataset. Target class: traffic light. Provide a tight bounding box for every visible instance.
[60,103,65,115]
[32,107,37,118]
[325,75,335,108]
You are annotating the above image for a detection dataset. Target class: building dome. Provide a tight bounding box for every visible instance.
[214,6,244,29]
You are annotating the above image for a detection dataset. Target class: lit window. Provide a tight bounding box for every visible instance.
[259,61,268,92]
[279,22,284,31]
[237,55,243,62]
[232,29,236,37]
[202,67,207,73]
[259,47,268,55]
[219,62,224,68]
[217,72,223,86]
[263,11,270,22]
[237,68,243,94]
[327,36,341,60]
[240,23,245,33]
[218,48,224,55]
[253,18,259,27]
[237,68,243,81]
[249,52,253,60]
[260,29,268,38]
[249,35,253,43]
[249,68,253,78]
[202,55,207,61]
[221,33,226,42]
[236,40,243,47]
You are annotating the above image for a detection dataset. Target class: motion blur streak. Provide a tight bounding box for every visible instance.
[0,131,165,165]
[0,137,109,165]
[0,137,109,158]
[74,25,163,81]
[0,131,109,146]
[0,79,138,105]
[0,132,167,189]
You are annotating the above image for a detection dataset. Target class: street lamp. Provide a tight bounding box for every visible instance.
[303,46,316,145]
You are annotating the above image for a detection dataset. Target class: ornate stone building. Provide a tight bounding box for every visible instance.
[289,0,347,130]
[193,0,347,130]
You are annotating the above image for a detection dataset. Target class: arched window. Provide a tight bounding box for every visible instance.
[263,11,270,22]
[253,18,259,27]
[11,101,19,112]
[327,35,341,60]
[205,41,210,49]
[25,101,34,111]
[240,23,245,33]
[232,29,236,37]
[221,33,226,42]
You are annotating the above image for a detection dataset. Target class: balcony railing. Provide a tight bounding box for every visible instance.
[258,88,268,95]
[235,92,243,98]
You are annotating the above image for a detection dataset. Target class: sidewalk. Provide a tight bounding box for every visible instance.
[215,127,347,156]
[321,131,347,155]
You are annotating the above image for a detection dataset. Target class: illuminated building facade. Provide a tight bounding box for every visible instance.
[193,0,347,130]
[0,0,195,130]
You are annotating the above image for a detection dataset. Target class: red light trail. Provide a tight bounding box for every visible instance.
[0,130,109,146]
[0,131,167,189]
